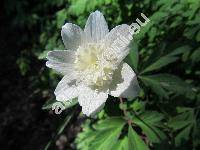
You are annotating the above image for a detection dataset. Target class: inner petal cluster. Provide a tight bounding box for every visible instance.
[74,43,117,88]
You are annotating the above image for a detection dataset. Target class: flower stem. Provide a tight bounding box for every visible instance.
[119,97,132,125]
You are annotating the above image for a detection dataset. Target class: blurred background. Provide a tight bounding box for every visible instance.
[0,0,200,150]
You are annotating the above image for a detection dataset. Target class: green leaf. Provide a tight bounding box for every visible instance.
[130,99,145,114]
[176,107,193,113]
[151,74,195,95]
[128,125,149,150]
[140,45,191,74]
[140,74,195,98]
[133,111,167,143]
[68,0,87,15]
[148,27,157,42]
[175,125,192,146]
[62,98,78,109]
[111,137,128,150]
[135,111,164,125]
[196,30,200,42]
[44,113,73,150]
[141,55,178,74]
[76,117,126,150]
[167,109,195,146]
[168,109,194,131]
[38,49,50,60]
[139,75,169,99]
[56,9,67,28]
[90,117,125,150]
[42,99,57,110]
[16,57,30,75]
[168,120,190,131]
[42,98,78,110]
[191,47,200,63]
[150,12,168,23]
[75,121,97,150]
[167,45,191,56]
[127,42,139,71]
[184,26,200,39]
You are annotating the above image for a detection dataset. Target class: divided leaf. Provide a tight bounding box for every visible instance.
[133,111,167,144]
[139,75,169,99]
[140,45,191,74]
[76,117,126,150]
[139,74,195,98]
[111,137,129,150]
[141,55,178,74]
[167,109,195,146]
[128,125,149,150]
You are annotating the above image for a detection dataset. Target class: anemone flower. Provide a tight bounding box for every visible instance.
[46,10,140,116]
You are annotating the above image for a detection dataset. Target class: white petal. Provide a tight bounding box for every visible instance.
[104,24,133,64]
[54,75,78,101]
[46,50,76,75]
[47,50,75,63]
[61,23,85,50]
[109,63,140,98]
[84,10,109,43]
[78,85,108,116]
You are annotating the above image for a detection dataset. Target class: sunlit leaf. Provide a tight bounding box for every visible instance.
[76,117,125,150]
[133,111,167,143]
[128,125,149,150]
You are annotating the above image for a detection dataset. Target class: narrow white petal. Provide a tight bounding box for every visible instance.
[104,24,133,64]
[54,75,78,101]
[84,10,109,43]
[47,50,75,63]
[109,63,140,98]
[46,50,76,75]
[78,85,108,116]
[61,23,85,50]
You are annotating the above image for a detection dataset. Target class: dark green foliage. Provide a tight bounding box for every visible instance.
[75,117,125,150]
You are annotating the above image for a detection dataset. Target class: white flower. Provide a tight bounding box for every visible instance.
[46,10,140,116]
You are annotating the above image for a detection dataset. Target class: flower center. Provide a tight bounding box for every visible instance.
[74,43,117,87]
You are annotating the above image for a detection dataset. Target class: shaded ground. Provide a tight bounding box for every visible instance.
[0,1,82,149]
